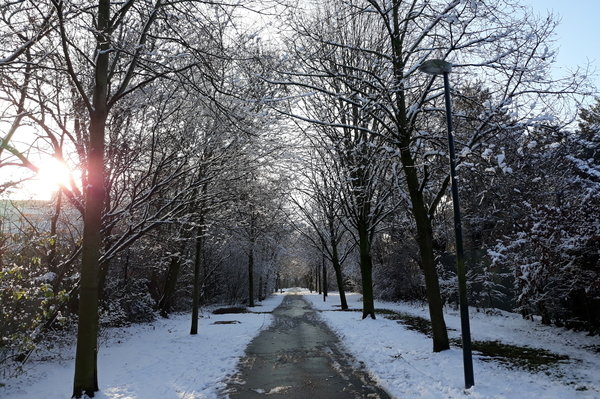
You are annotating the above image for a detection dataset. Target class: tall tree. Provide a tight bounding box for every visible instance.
[290,147,353,310]
[43,0,246,396]
[231,171,288,307]
[273,0,590,351]
[277,7,395,318]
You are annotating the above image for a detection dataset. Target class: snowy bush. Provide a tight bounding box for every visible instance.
[100,279,157,327]
[372,232,426,302]
[0,227,75,380]
[498,214,597,328]
[491,193,600,334]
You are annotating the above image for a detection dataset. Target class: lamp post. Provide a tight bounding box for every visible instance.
[418,59,474,389]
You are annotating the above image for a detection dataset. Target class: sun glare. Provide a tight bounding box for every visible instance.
[26,158,76,200]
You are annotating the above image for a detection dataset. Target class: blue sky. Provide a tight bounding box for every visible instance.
[525,0,599,91]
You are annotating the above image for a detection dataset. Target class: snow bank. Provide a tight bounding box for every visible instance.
[3,294,285,399]
[305,291,600,399]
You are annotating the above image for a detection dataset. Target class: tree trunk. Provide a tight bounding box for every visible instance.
[358,222,375,319]
[317,262,321,294]
[158,252,182,317]
[48,191,62,294]
[72,0,109,394]
[330,251,348,310]
[322,254,328,301]
[202,238,209,305]
[73,116,105,398]
[248,246,255,307]
[96,257,110,303]
[329,221,348,310]
[191,226,203,334]
[399,143,450,352]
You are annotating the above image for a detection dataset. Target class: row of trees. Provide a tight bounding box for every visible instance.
[0,0,598,396]
[0,1,297,396]
[269,0,595,353]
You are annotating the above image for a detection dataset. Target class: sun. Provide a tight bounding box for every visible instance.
[2,155,82,201]
[39,158,72,186]
[28,158,76,200]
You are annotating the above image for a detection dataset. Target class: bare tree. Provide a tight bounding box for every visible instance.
[0,1,57,191]
[271,0,591,351]
[0,1,55,180]
[36,0,251,396]
[290,133,362,310]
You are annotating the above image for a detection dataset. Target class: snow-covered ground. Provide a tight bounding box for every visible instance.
[2,295,285,399]
[3,289,600,398]
[305,291,600,399]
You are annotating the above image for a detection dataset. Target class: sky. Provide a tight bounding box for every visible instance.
[525,0,600,91]
[4,290,600,398]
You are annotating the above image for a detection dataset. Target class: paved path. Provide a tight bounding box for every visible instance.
[223,293,391,398]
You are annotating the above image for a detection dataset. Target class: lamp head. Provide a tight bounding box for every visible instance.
[418,59,453,75]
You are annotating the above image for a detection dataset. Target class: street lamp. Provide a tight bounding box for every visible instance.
[418,59,474,389]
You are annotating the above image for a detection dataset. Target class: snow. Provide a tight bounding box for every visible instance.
[35,272,58,282]
[2,295,285,399]
[3,290,600,399]
[305,291,600,399]
[482,148,493,160]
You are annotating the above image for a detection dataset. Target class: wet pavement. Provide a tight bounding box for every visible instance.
[223,292,391,398]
